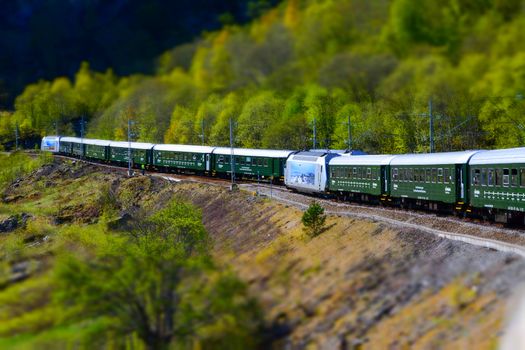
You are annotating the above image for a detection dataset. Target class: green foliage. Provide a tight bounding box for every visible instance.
[5,0,525,152]
[302,201,327,238]
[0,152,52,191]
[52,200,261,349]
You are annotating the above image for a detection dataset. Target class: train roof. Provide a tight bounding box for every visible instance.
[469,148,525,165]
[330,154,396,166]
[110,141,155,150]
[292,151,327,157]
[212,147,294,158]
[153,144,216,154]
[390,150,481,166]
[60,137,83,143]
[81,139,112,146]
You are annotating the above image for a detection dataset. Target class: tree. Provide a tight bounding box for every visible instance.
[54,200,261,349]
[237,91,282,148]
[302,201,327,238]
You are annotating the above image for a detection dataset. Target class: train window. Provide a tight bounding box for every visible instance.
[425,168,430,183]
[511,169,518,187]
[348,168,352,178]
[472,169,480,185]
[487,169,494,186]
[503,169,510,187]
[393,168,398,181]
[192,154,197,161]
[432,168,437,183]
[438,168,443,183]
[495,169,502,186]
[218,156,224,163]
[367,168,371,179]
[481,168,487,186]
[521,169,525,187]
[444,168,449,184]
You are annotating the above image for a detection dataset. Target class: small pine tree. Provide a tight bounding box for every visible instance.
[302,201,327,238]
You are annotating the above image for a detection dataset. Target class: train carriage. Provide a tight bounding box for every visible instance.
[328,154,396,201]
[153,144,216,173]
[109,141,154,166]
[212,148,294,182]
[468,148,525,223]
[59,137,83,157]
[389,151,480,211]
[84,139,111,161]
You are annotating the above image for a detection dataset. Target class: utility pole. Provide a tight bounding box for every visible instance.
[15,122,19,151]
[429,97,434,153]
[347,115,352,150]
[80,115,85,159]
[313,117,317,150]
[229,117,236,190]
[128,118,133,176]
[80,116,85,139]
[200,119,205,146]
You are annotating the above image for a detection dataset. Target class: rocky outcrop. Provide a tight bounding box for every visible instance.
[0,213,31,234]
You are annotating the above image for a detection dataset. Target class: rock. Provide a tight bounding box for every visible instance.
[107,212,135,231]
[9,261,31,283]
[0,213,32,233]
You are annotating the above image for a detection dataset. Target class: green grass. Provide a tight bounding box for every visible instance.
[0,152,52,191]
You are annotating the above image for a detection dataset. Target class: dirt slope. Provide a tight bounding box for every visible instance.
[172,183,525,349]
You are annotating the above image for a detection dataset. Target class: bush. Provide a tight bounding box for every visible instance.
[302,201,327,238]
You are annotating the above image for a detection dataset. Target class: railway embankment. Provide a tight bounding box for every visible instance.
[1,157,525,348]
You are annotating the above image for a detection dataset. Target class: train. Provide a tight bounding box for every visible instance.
[41,135,525,225]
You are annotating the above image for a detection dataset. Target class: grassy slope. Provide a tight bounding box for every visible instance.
[0,159,523,348]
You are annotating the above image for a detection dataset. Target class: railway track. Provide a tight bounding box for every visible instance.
[55,154,525,258]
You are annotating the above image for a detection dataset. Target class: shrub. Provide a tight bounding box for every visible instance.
[302,201,327,238]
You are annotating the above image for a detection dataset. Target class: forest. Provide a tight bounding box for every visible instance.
[2,0,525,154]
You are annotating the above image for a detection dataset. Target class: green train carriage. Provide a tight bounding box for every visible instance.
[109,141,154,167]
[468,148,525,223]
[152,144,216,173]
[328,154,396,201]
[83,139,111,161]
[211,147,294,182]
[389,151,479,211]
[59,137,83,156]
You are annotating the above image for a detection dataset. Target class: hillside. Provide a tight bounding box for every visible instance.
[0,156,523,348]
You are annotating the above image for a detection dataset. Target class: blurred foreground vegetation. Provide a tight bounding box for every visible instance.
[0,157,261,349]
[2,0,525,152]
[0,152,52,189]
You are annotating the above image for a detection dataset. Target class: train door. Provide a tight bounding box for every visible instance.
[455,165,464,201]
[205,154,210,172]
[381,166,388,194]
